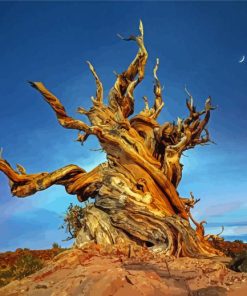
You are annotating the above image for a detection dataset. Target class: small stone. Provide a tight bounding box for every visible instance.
[35,284,48,289]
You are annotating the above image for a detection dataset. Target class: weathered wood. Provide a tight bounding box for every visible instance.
[0,21,222,257]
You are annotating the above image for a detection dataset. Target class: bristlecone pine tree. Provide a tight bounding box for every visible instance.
[0,22,223,257]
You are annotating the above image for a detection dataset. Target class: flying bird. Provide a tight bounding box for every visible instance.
[239,55,245,63]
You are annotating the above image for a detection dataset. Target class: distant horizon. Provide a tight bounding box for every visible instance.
[0,1,247,251]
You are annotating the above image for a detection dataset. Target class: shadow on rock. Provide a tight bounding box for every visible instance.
[193,286,227,296]
[228,251,247,272]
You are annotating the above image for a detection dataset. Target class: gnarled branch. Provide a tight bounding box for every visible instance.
[29,82,91,133]
[86,61,103,105]
[152,58,164,119]
[137,58,164,119]
[204,226,224,241]
[108,20,148,117]
[0,157,102,202]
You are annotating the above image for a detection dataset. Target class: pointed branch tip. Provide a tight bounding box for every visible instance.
[116,33,126,40]
[86,61,103,103]
[16,164,26,175]
[184,85,192,98]
[117,21,144,42]
[153,58,160,81]
[86,60,93,69]
[28,81,37,88]
[139,20,144,37]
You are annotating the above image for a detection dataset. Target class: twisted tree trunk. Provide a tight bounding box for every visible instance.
[0,21,222,257]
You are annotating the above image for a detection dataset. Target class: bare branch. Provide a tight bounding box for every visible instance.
[217,225,224,236]
[16,164,26,175]
[192,97,212,137]
[143,96,149,110]
[136,59,164,119]
[152,58,164,119]
[180,191,200,211]
[184,85,194,111]
[177,117,183,134]
[1,158,84,196]
[109,20,148,117]
[0,157,102,202]
[121,79,139,117]
[189,212,207,239]
[77,106,89,115]
[86,61,103,104]
[76,132,90,145]
[204,226,225,241]
[29,82,91,133]
[89,148,104,152]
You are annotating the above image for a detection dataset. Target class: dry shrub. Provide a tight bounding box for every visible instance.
[11,253,44,280]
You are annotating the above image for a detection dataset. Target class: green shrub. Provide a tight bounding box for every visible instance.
[234,239,244,244]
[52,242,61,249]
[0,269,13,287]
[0,254,44,287]
[61,203,85,241]
[11,254,44,280]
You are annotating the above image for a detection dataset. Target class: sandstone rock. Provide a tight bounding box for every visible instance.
[1,244,247,296]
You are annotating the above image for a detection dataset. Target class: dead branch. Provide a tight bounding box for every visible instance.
[108,20,148,117]
[86,61,103,104]
[29,82,91,133]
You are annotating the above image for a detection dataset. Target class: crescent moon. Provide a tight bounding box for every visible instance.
[239,55,245,63]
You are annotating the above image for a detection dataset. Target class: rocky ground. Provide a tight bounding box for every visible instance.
[0,242,247,296]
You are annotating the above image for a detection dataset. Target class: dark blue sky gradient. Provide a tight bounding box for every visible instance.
[0,1,247,251]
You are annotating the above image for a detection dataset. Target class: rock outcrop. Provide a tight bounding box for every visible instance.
[1,243,247,296]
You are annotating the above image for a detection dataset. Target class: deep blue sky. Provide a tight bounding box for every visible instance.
[0,1,247,251]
